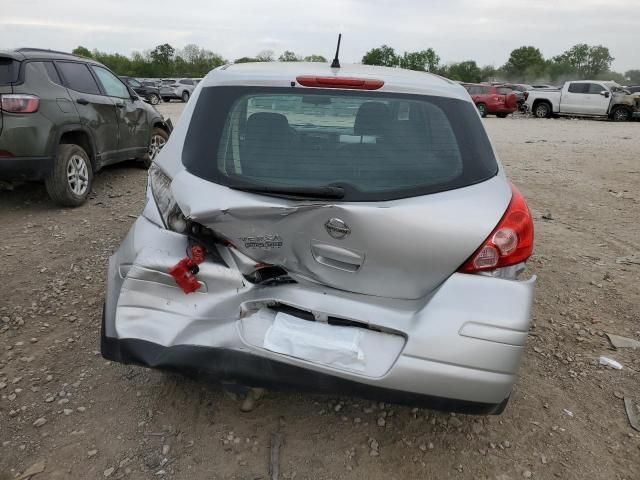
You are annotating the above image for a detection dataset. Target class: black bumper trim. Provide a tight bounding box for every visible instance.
[0,156,53,180]
[101,314,509,415]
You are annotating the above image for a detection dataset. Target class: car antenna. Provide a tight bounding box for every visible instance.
[331,34,342,68]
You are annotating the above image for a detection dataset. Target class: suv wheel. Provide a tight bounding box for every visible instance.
[142,127,170,168]
[476,103,487,118]
[149,94,160,105]
[181,91,190,102]
[45,144,93,207]
[162,97,171,103]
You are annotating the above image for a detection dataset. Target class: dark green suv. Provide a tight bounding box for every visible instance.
[0,48,172,206]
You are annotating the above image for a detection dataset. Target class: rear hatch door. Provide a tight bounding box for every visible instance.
[169,84,510,300]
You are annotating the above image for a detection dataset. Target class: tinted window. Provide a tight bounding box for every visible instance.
[568,83,588,94]
[180,79,194,85]
[496,87,512,95]
[128,78,142,87]
[57,62,101,94]
[183,87,498,201]
[41,62,62,85]
[0,57,20,85]
[92,66,129,98]
[587,83,605,94]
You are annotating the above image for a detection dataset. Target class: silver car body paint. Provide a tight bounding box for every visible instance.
[170,169,511,299]
[104,63,536,408]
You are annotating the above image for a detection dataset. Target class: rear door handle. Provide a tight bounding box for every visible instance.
[76,98,89,105]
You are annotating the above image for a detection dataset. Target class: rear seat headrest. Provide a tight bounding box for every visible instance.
[354,102,392,136]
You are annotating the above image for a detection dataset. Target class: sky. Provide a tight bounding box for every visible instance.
[0,0,638,72]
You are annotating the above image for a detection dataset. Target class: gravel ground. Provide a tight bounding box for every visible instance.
[1,104,639,480]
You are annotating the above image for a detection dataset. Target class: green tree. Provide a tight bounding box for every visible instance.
[399,49,440,72]
[177,44,225,76]
[255,50,275,62]
[234,57,258,64]
[625,70,640,84]
[303,54,327,62]
[130,51,151,77]
[150,44,175,64]
[278,50,301,62]
[553,44,614,77]
[502,46,546,80]
[479,65,497,82]
[586,45,614,76]
[91,50,133,76]
[362,45,399,67]
[546,59,576,83]
[441,61,482,83]
[72,46,93,58]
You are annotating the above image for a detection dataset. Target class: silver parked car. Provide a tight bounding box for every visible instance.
[159,78,200,103]
[102,62,536,414]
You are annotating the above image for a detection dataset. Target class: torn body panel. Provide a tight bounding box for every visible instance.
[170,169,512,300]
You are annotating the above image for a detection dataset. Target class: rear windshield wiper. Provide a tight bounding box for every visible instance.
[230,184,345,199]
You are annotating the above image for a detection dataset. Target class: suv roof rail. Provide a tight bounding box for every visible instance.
[16,47,75,55]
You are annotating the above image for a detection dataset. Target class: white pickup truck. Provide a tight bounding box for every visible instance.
[525,80,640,121]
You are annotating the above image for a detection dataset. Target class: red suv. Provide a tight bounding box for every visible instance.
[462,83,518,118]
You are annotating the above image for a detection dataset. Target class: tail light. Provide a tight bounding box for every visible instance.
[458,183,534,273]
[0,150,15,158]
[296,76,384,90]
[524,91,529,100]
[1,94,40,113]
[492,95,502,103]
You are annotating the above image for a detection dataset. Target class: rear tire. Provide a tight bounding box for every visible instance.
[181,91,190,103]
[45,144,93,207]
[496,113,508,118]
[162,97,171,103]
[476,103,487,118]
[149,94,160,105]
[611,106,631,122]
[533,102,551,118]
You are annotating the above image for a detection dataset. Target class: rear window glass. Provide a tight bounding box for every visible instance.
[57,62,101,95]
[496,87,512,95]
[0,58,20,85]
[183,87,498,201]
[40,62,62,85]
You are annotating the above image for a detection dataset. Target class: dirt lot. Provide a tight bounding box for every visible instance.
[1,104,639,480]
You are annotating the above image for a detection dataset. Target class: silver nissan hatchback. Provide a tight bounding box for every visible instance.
[102,62,535,414]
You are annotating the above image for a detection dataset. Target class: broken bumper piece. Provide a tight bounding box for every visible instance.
[102,215,535,414]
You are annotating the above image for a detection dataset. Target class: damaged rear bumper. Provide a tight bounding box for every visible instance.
[102,214,536,414]
[101,316,509,414]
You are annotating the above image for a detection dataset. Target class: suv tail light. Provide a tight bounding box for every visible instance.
[296,76,384,90]
[458,183,534,273]
[1,94,40,113]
